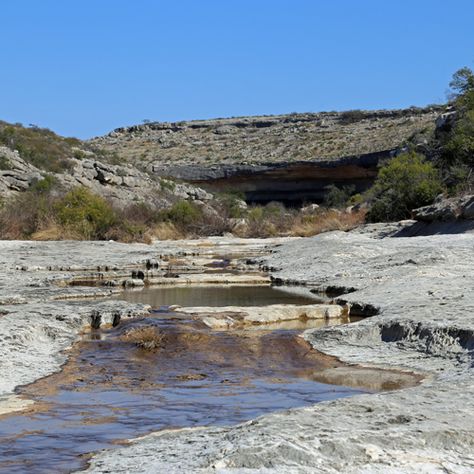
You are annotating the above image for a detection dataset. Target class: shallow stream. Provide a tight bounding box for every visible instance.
[0,285,417,473]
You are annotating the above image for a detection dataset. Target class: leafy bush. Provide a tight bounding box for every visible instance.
[0,154,12,170]
[244,202,292,237]
[164,200,203,227]
[348,193,364,205]
[159,178,176,192]
[216,191,246,218]
[324,184,356,208]
[55,187,116,239]
[367,152,443,222]
[29,174,58,194]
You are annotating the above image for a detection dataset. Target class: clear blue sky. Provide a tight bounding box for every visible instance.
[1,0,473,139]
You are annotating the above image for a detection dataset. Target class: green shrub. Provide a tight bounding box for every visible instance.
[216,191,246,218]
[340,110,366,124]
[348,193,364,205]
[73,149,87,160]
[0,154,12,170]
[55,187,116,239]
[367,152,443,222]
[159,178,176,192]
[247,206,264,222]
[246,206,276,237]
[324,184,356,208]
[165,200,202,226]
[30,175,58,194]
[244,203,293,238]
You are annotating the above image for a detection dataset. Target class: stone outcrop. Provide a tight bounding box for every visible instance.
[148,150,391,205]
[0,145,213,208]
[58,158,213,207]
[0,147,42,198]
[413,194,474,222]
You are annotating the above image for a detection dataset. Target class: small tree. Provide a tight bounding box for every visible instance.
[449,67,474,98]
[367,152,443,222]
[439,67,474,190]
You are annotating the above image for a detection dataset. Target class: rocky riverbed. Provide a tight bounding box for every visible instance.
[1,231,473,473]
[88,231,473,473]
[0,237,283,400]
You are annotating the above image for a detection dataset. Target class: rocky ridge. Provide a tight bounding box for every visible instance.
[0,145,212,208]
[91,107,443,166]
[414,193,474,222]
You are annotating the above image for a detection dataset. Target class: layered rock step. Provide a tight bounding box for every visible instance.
[176,303,347,328]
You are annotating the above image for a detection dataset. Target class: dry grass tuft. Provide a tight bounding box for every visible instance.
[120,326,164,350]
[290,209,366,237]
[30,224,83,241]
[148,222,184,241]
[31,225,65,241]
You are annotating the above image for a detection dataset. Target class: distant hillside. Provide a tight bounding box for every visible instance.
[1,106,447,206]
[90,106,445,167]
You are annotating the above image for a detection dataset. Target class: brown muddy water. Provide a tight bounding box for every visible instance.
[0,287,418,473]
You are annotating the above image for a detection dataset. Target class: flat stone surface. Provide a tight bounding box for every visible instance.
[177,304,344,328]
[146,274,270,286]
[0,394,34,416]
[84,231,474,473]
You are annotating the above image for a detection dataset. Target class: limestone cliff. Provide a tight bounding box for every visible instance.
[91,106,445,204]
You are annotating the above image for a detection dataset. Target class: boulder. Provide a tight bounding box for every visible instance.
[301,203,320,213]
[460,195,474,219]
[412,198,459,222]
[0,147,43,197]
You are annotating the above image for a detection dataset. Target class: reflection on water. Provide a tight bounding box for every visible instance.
[0,314,365,474]
[119,285,326,308]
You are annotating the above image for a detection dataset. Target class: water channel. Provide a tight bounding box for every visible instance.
[0,285,417,473]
